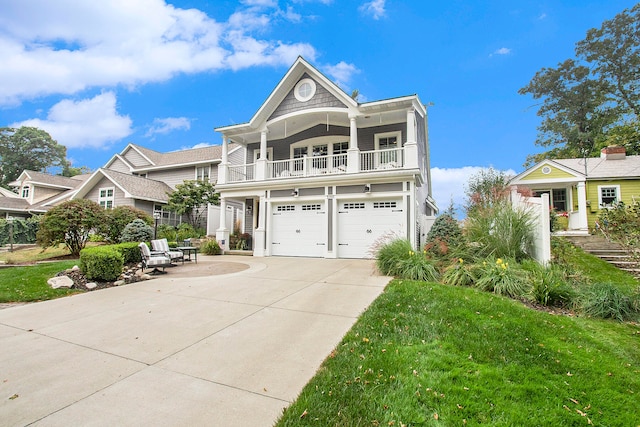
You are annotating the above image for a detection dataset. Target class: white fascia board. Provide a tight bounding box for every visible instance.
[103,153,134,171]
[512,177,585,186]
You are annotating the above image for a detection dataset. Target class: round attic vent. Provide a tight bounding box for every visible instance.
[541,166,551,174]
[294,78,316,102]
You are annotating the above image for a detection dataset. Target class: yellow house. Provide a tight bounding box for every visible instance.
[510,146,640,234]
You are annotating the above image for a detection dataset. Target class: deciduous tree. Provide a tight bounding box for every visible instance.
[0,127,67,187]
[37,200,105,257]
[166,180,219,228]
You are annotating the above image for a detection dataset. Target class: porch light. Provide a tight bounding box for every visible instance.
[364,184,371,193]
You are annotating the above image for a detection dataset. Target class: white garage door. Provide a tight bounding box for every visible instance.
[271,202,326,257]
[337,199,405,258]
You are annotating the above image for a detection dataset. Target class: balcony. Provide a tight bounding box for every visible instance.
[224,147,408,184]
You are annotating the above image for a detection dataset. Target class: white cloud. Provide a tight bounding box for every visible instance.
[11,92,132,149]
[0,1,319,105]
[145,117,191,137]
[359,0,386,20]
[491,47,512,56]
[431,166,517,216]
[323,61,360,89]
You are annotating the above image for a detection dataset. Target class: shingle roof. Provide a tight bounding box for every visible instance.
[101,169,173,202]
[127,144,229,169]
[0,197,31,211]
[20,170,88,189]
[553,155,640,179]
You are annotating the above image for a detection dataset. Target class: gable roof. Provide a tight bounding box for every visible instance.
[74,168,173,203]
[9,170,88,190]
[511,155,640,185]
[104,143,236,172]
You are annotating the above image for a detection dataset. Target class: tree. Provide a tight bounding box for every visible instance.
[464,167,511,214]
[166,180,219,228]
[575,3,640,119]
[37,200,105,257]
[520,4,640,165]
[97,206,152,243]
[0,127,67,188]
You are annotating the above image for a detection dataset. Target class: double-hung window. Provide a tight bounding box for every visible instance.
[21,186,30,199]
[196,166,210,182]
[598,185,620,208]
[99,187,114,209]
[375,131,402,165]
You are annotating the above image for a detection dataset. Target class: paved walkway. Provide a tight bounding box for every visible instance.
[0,255,389,426]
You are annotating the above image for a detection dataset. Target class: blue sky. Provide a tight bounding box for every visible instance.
[0,0,637,213]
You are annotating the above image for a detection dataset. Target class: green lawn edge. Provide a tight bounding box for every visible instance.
[276,280,640,426]
[0,261,81,302]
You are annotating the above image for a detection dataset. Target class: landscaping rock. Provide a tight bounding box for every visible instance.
[48,276,74,289]
[86,282,97,290]
[114,280,126,286]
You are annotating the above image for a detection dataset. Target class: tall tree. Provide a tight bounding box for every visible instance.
[520,4,640,165]
[166,180,219,228]
[576,3,640,119]
[0,127,67,187]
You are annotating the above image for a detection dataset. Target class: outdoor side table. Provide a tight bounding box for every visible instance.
[177,246,198,263]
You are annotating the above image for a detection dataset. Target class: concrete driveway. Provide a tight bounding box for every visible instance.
[0,255,389,426]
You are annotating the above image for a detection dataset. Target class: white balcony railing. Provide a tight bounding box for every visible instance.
[224,148,405,183]
[360,148,404,171]
[228,163,255,183]
[268,153,348,179]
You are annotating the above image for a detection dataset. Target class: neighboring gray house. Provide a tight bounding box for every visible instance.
[1,170,90,219]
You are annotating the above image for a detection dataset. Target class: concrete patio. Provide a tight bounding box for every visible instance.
[0,255,390,426]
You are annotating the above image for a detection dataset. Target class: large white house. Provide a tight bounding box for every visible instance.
[214,57,437,258]
[2,57,437,259]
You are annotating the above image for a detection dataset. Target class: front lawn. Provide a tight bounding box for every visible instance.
[0,261,80,302]
[277,280,640,426]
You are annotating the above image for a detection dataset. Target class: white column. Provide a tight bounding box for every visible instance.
[347,115,359,173]
[218,136,228,184]
[216,197,230,251]
[404,107,418,169]
[577,181,588,231]
[256,129,268,180]
[253,195,266,257]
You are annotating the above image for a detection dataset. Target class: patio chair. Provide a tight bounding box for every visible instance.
[139,243,172,275]
[151,238,184,264]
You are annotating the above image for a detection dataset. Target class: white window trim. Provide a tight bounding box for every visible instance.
[21,185,30,199]
[289,136,350,159]
[294,78,316,102]
[98,187,115,209]
[253,147,273,162]
[374,131,403,150]
[195,165,211,181]
[597,184,620,209]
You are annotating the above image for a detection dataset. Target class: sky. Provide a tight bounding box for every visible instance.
[1,0,638,215]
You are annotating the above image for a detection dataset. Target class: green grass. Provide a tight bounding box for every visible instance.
[276,280,640,426]
[0,244,72,264]
[0,261,81,302]
[566,245,639,292]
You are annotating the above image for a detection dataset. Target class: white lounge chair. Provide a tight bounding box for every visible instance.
[151,238,184,264]
[139,242,172,274]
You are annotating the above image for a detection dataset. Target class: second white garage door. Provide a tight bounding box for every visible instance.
[337,199,405,258]
[271,202,327,257]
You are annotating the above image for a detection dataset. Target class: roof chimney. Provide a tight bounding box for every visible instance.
[601,145,626,160]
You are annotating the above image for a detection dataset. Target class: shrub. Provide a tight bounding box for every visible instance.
[579,282,638,321]
[442,258,476,287]
[120,219,154,243]
[474,257,531,298]
[464,201,535,261]
[521,260,576,307]
[79,246,124,282]
[201,238,222,255]
[396,252,440,282]
[97,206,152,243]
[0,216,40,246]
[376,239,413,276]
[37,200,105,257]
[157,224,177,242]
[114,242,142,264]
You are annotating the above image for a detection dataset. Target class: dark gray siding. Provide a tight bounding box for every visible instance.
[269,74,348,121]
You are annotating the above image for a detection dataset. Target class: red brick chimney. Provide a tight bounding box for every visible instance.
[601,145,626,160]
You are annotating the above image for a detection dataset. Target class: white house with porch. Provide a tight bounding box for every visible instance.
[214,57,437,258]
